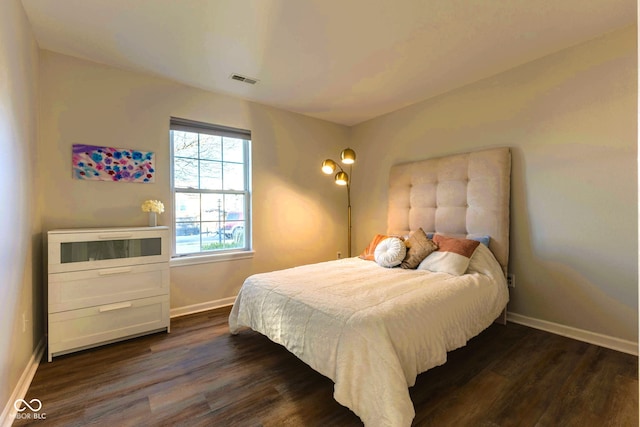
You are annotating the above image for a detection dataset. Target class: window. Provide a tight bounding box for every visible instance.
[170,117,251,257]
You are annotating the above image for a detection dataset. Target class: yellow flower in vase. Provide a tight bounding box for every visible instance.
[141,200,164,226]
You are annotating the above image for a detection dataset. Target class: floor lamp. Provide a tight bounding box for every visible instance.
[321,148,356,257]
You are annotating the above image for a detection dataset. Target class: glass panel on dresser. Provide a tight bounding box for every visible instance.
[60,238,162,263]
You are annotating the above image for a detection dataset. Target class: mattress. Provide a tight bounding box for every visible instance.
[228,244,508,426]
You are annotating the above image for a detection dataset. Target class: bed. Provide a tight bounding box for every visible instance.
[229,147,511,426]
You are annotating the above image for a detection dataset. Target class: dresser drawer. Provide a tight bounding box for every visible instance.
[48,263,169,313]
[48,295,169,359]
[48,227,170,274]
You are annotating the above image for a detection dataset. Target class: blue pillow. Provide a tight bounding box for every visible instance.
[469,235,491,247]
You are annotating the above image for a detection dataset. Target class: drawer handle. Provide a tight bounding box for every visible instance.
[99,302,133,312]
[98,233,134,239]
[98,267,133,276]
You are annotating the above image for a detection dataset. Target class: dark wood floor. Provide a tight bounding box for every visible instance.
[15,306,637,427]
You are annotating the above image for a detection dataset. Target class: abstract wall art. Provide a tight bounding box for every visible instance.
[72,144,156,183]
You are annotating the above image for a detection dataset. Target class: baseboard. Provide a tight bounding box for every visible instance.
[0,337,45,427]
[507,312,638,356]
[170,296,236,318]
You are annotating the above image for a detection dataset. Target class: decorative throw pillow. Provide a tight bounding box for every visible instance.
[374,237,406,268]
[417,234,480,275]
[359,234,391,261]
[468,235,491,247]
[400,228,438,269]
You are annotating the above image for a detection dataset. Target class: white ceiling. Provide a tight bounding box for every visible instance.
[20,0,636,126]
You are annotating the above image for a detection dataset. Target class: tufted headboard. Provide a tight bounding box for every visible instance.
[387,147,511,276]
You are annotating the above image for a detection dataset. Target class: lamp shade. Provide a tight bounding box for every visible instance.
[335,171,348,185]
[322,159,337,174]
[341,148,356,164]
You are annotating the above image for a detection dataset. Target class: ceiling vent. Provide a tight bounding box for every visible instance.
[230,73,259,85]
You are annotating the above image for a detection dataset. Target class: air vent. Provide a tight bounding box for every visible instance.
[230,73,259,85]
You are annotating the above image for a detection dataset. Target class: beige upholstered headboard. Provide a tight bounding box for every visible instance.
[387,147,511,276]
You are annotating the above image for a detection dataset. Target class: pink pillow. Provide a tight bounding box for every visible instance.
[417,234,480,275]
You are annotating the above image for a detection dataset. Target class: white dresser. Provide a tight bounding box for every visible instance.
[46,226,170,362]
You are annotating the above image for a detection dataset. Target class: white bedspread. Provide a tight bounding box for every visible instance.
[228,244,508,426]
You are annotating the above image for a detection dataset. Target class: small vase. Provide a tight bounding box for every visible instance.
[148,212,157,227]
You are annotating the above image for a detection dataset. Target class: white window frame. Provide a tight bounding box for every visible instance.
[169,117,253,265]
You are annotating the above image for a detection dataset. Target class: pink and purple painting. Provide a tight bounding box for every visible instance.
[72,144,155,183]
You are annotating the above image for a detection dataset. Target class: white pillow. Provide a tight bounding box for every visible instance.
[417,234,481,275]
[374,237,406,268]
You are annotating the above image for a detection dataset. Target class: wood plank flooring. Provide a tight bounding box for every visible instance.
[14,306,637,426]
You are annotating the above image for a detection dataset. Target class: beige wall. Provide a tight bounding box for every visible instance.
[0,0,41,418]
[38,51,351,309]
[351,26,638,343]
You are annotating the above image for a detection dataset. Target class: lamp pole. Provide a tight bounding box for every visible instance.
[321,149,356,258]
[346,165,352,257]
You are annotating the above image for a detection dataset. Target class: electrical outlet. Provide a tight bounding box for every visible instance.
[507,273,515,288]
[337,251,342,259]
